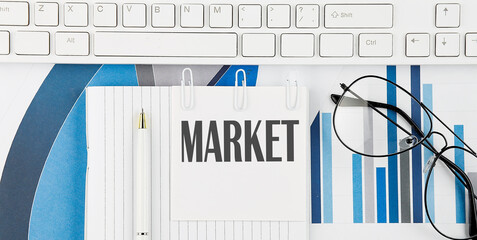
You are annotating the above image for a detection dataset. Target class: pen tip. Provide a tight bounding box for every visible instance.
[138,109,146,129]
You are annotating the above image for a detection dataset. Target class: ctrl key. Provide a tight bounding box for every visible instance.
[0,31,8,54]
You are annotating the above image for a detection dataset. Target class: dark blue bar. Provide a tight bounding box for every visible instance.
[455,125,465,223]
[386,65,399,223]
[353,154,363,223]
[377,167,387,223]
[411,65,423,223]
[311,112,322,223]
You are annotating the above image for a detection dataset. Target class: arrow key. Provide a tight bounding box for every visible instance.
[435,33,459,57]
[465,33,477,57]
[436,4,460,28]
[406,33,430,57]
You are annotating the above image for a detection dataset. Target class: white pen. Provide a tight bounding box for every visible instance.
[136,109,151,240]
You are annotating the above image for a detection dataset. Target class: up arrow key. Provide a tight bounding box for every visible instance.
[436,4,460,28]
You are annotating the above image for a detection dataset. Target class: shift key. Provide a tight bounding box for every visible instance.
[0,2,29,26]
[325,4,393,28]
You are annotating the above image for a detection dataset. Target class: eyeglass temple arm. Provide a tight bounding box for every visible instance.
[331,94,425,138]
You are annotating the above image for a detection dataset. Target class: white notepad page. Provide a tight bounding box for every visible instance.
[85,86,309,240]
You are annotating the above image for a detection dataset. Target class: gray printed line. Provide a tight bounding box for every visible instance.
[400,147,411,223]
[136,65,155,86]
[363,107,376,223]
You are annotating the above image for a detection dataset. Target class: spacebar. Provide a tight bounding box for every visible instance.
[94,32,238,57]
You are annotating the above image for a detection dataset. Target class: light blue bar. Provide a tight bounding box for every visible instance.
[455,125,465,224]
[322,113,333,223]
[353,154,363,223]
[423,84,435,223]
[377,167,387,223]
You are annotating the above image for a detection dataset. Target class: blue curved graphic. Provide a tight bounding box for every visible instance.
[1,64,254,240]
[0,64,102,240]
[29,65,138,240]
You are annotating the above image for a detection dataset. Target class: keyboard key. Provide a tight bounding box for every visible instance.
[0,31,9,54]
[435,33,459,57]
[242,33,275,57]
[436,4,460,28]
[35,2,58,26]
[94,32,237,57]
[64,3,88,27]
[123,4,146,27]
[56,32,89,56]
[15,31,49,55]
[94,3,117,27]
[324,4,393,28]
[320,33,353,57]
[181,4,204,28]
[359,33,393,57]
[209,4,232,28]
[465,33,477,57]
[0,1,29,26]
[239,5,261,28]
[267,5,290,28]
[406,33,430,57]
[281,34,314,57]
[296,4,319,28]
[152,4,175,28]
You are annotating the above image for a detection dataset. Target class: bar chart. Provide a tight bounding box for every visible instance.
[311,65,475,226]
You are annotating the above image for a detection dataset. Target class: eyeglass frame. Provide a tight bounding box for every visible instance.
[331,75,477,240]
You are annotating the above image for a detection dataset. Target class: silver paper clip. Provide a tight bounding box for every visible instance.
[181,68,194,110]
[234,69,247,111]
[286,79,298,110]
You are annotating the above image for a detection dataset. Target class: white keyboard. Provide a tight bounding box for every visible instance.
[1,0,477,65]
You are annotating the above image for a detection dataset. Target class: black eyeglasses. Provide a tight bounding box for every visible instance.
[331,75,477,240]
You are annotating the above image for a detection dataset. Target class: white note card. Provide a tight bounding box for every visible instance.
[170,87,309,221]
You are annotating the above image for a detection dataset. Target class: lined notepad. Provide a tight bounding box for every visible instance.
[85,86,309,240]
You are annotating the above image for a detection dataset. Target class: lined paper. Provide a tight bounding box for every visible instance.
[85,86,309,240]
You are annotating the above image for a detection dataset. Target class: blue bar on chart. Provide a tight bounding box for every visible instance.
[353,154,363,223]
[322,113,333,223]
[411,65,423,223]
[377,167,387,223]
[423,84,435,222]
[386,65,399,223]
[311,113,321,223]
[455,125,465,223]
